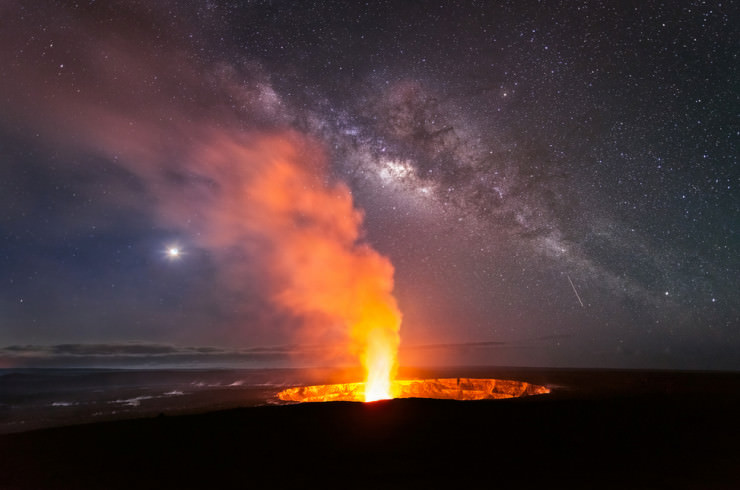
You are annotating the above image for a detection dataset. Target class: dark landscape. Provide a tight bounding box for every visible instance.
[3,368,740,489]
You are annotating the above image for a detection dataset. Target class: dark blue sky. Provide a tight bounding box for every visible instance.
[0,0,737,369]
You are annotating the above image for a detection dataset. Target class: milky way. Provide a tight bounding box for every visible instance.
[0,0,737,369]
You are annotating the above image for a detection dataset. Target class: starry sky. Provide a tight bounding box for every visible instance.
[1,0,738,369]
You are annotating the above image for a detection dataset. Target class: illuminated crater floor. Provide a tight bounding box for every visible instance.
[277,378,550,403]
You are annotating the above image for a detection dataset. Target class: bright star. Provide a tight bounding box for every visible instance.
[167,247,180,258]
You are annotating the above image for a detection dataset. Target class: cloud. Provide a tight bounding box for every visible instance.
[0,342,313,368]
[403,340,508,352]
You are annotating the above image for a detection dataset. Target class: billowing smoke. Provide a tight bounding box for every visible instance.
[0,1,401,378]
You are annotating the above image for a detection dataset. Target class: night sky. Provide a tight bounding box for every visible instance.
[1,0,737,369]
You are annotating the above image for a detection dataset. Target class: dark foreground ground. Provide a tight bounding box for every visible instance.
[2,369,740,489]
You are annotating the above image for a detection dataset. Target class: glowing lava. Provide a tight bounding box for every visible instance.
[277,378,550,403]
[361,326,399,401]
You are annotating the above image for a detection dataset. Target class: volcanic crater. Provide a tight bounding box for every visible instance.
[277,377,550,403]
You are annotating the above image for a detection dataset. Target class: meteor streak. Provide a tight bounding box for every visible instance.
[567,274,585,308]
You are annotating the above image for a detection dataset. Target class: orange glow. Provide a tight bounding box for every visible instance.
[277,378,551,403]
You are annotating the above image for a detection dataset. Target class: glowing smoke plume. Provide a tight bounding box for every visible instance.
[0,3,402,400]
[230,134,402,401]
